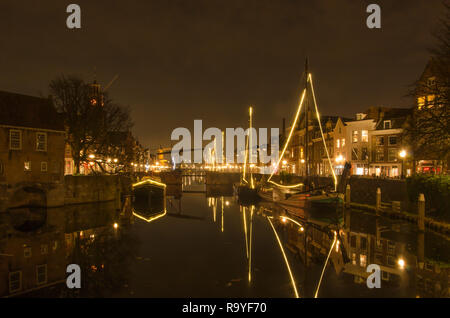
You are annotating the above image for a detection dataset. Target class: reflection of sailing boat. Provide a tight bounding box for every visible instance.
[241,205,254,282]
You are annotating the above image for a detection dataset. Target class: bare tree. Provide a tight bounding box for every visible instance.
[50,75,133,174]
[403,2,450,173]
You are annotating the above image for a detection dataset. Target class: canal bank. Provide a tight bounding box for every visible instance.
[0,175,133,213]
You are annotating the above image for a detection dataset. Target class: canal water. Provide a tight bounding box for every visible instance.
[0,176,449,298]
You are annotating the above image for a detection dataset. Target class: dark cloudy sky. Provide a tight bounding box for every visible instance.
[0,0,444,150]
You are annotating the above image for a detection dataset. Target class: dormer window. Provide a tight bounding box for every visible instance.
[383,120,391,129]
[427,76,436,87]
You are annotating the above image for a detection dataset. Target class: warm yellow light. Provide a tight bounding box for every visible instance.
[89,154,95,159]
[107,158,111,163]
[132,178,167,188]
[267,216,300,298]
[133,210,166,223]
[300,159,305,163]
[281,217,287,223]
[399,150,407,158]
[309,73,338,191]
[398,258,406,269]
[268,88,306,185]
[113,158,118,163]
[225,201,230,206]
[113,222,118,229]
[282,160,287,165]
[314,231,337,298]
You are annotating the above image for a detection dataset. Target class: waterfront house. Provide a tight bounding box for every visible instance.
[0,90,65,210]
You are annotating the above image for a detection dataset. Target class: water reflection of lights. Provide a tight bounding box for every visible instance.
[248,205,254,282]
[132,209,167,223]
[267,216,300,298]
[314,231,337,298]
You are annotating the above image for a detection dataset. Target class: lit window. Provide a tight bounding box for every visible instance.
[352,131,358,143]
[36,264,47,285]
[352,253,357,265]
[9,271,22,294]
[383,120,391,129]
[9,129,22,150]
[36,132,47,151]
[341,138,345,147]
[417,96,425,109]
[41,162,48,172]
[360,254,367,267]
[361,130,368,142]
[24,161,31,172]
[337,139,340,148]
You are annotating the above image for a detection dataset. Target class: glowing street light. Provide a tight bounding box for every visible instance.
[113,222,118,229]
[399,150,407,178]
[398,258,406,269]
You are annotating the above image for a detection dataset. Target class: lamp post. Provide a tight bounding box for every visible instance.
[399,150,407,178]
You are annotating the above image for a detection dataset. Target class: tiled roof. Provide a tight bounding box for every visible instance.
[0,90,64,131]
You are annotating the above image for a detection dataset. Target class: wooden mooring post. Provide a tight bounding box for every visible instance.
[345,184,351,208]
[418,193,425,232]
[376,187,381,216]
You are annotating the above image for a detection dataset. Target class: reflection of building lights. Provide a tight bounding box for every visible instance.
[398,258,406,269]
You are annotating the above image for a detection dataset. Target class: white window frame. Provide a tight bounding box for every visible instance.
[383,120,391,129]
[36,132,47,151]
[9,271,22,293]
[9,129,22,150]
[36,264,48,285]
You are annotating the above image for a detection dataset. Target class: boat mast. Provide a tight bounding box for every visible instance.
[304,58,310,182]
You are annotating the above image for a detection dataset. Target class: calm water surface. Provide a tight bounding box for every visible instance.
[1,177,449,298]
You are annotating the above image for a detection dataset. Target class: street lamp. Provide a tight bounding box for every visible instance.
[399,150,407,178]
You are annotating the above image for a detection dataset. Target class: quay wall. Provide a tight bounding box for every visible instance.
[348,176,408,210]
[64,175,132,206]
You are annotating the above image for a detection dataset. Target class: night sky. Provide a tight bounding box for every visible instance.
[0,0,444,150]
